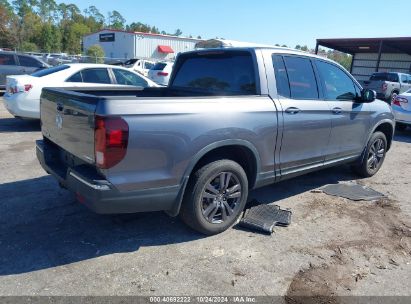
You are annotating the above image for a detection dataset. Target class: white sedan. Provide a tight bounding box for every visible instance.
[392,89,411,130]
[3,63,158,119]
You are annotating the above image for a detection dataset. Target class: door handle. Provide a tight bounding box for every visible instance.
[332,107,342,115]
[285,107,301,114]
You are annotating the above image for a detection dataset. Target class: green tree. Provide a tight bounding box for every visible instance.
[21,41,38,51]
[174,29,182,36]
[0,2,15,48]
[64,22,90,54]
[37,0,57,23]
[107,10,125,30]
[86,44,105,63]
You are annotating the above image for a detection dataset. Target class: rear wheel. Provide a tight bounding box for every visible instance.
[352,131,387,178]
[180,160,248,235]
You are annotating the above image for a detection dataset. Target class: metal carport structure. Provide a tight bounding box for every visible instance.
[315,37,411,83]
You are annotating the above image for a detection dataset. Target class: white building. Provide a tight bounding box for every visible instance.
[83,29,203,61]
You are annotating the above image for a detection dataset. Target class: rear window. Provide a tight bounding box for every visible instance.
[152,62,167,70]
[171,51,257,95]
[370,73,399,82]
[31,65,70,77]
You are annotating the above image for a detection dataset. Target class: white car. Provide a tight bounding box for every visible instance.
[392,90,411,130]
[148,62,174,86]
[4,63,158,119]
[124,59,155,77]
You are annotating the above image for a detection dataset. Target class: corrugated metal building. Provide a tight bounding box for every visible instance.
[316,37,411,83]
[83,29,203,61]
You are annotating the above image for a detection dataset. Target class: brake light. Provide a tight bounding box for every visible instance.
[382,83,388,91]
[393,96,408,106]
[157,72,169,76]
[9,84,32,94]
[94,116,129,169]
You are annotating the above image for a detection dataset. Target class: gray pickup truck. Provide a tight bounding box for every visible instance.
[363,72,411,102]
[36,47,395,235]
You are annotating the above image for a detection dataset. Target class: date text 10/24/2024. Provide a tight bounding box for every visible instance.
[149,297,257,303]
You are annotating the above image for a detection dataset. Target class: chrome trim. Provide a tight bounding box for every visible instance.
[69,171,111,190]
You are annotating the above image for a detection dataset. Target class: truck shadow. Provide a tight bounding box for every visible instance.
[0,117,41,133]
[0,166,358,275]
[249,165,357,205]
[394,129,411,143]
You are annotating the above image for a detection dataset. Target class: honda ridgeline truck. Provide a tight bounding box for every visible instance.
[36,47,395,235]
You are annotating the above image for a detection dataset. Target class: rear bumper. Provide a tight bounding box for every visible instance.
[3,93,40,119]
[392,105,411,125]
[36,139,182,215]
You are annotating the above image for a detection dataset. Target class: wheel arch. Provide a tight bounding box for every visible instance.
[167,140,261,217]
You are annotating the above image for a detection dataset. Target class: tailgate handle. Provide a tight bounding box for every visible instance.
[56,103,64,112]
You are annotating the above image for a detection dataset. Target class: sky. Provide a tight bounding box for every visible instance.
[57,0,411,48]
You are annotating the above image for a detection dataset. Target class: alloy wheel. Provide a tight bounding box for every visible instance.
[200,172,242,224]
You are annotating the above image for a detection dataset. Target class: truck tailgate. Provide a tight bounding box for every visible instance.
[40,88,98,164]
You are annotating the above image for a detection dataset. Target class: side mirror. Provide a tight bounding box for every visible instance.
[361,89,376,103]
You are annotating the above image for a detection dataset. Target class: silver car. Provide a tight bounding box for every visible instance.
[392,90,411,130]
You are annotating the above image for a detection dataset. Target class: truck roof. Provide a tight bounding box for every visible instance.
[185,46,344,70]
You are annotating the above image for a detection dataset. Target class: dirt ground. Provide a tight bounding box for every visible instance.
[0,97,410,300]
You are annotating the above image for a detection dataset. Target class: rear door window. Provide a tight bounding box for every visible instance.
[81,68,111,84]
[272,55,290,98]
[171,51,257,95]
[66,71,83,82]
[18,55,43,68]
[282,56,319,99]
[112,69,148,87]
[0,54,16,65]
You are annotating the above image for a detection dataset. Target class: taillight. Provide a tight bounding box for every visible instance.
[382,83,388,91]
[157,71,169,76]
[393,96,408,106]
[24,84,33,92]
[94,116,129,169]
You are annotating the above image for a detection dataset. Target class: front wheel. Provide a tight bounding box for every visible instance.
[180,160,248,235]
[352,131,387,178]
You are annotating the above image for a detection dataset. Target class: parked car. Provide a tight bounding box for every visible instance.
[36,47,394,235]
[4,64,158,119]
[363,72,411,103]
[123,59,155,76]
[392,90,411,130]
[0,51,49,90]
[148,61,174,85]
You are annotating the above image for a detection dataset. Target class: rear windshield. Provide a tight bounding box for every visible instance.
[32,65,70,77]
[370,73,399,82]
[171,51,257,95]
[152,62,167,70]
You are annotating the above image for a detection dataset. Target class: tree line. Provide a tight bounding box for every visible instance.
[0,0,351,69]
[0,0,191,55]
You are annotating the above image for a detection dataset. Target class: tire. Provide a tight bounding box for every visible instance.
[396,123,407,131]
[352,131,387,178]
[180,160,248,235]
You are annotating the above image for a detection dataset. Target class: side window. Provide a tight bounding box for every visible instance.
[66,71,83,82]
[81,68,111,84]
[401,74,407,83]
[18,55,43,68]
[112,69,148,87]
[272,55,290,98]
[283,56,319,99]
[0,54,16,65]
[316,60,357,100]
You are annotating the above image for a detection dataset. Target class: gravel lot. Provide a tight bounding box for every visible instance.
[0,96,410,298]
